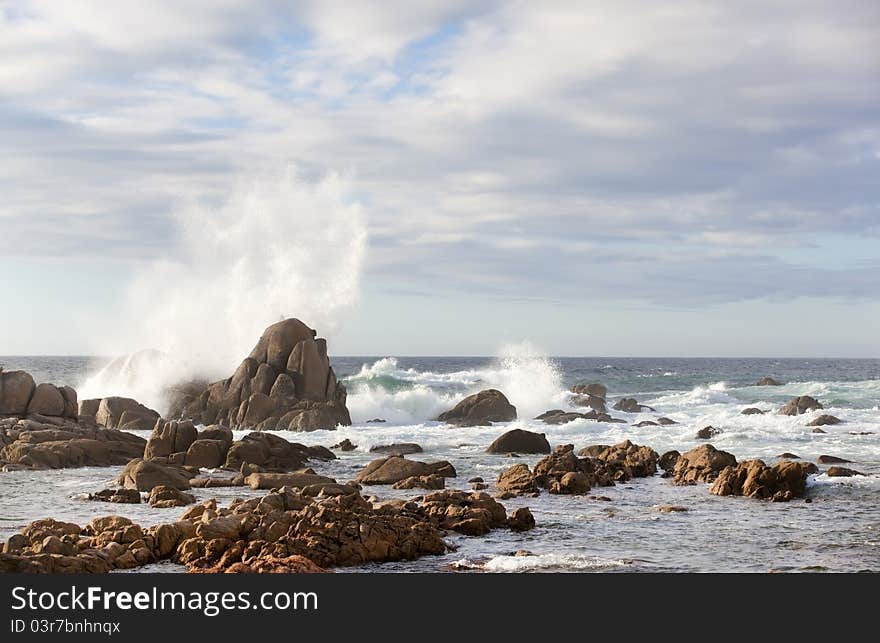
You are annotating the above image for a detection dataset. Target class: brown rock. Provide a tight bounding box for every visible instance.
[88,488,142,504]
[355,456,456,485]
[26,383,65,417]
[149,485,196,508]
[118,458,193,491]
[184,439,228,468]
[659,450,680,476]
[741,407,766,415]
[331,438,357,451]
[369,443,423,456]
[392,474,445,490]
[507,507,536,532]
[0,370,36,415]
[808,415,842,427]
[486,429,550,454]
[612,398,655,413]
[779,396,823,416]
[817,454,851,464]
[709,459,813,501]
[657,505,688,513]
[826,466,864,477]
[244,472,335,490]
[672,444,737,485]
[756,377,782,386]
[437,389,516,425]
[696,426,720,439]
[496,463,539,496]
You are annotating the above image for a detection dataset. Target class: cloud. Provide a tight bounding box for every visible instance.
[1,0,878,313]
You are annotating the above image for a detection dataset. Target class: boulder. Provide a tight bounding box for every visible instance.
[812,427,827,434]
[184,440,228,469]
[817,454,851,464]
[756,377,782,386]
[741,408,766,415]
[634,420,658,427]
[696,426,720,439]
[223,432,311,472]
[331,438,357,451]
[808,415,842,427]
[657,417,678,425]
[149,485,196,508]
[88,488,142,504]
[244,472,335,490]
[486,429,550,454]
[166,319,351,432]
[355,456,456,485]
[777,452,800,459]
[825,466,864,477]
[369,443,423,456]
[419,490,507,536]
[779,396,823,416]
[118,458,193,491]
[710,460,813,501]
[0,370,36,415]
[26,383,65,417]
[86,396,160,430]
[0,423,147,469]
[144,419,198,459]
[613,398,655,413]
[392,474,446,490]
[570,383,607,398]
[571,395,607,413]
[672,444,737,485]
[507,507,536,532]
[437,389,516,425]
[496,463,539,496]
[658,450,680,476]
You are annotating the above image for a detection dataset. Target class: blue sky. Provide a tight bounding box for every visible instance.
[1,0,879,359]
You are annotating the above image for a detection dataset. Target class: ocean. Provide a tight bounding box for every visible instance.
[2,354,879,572]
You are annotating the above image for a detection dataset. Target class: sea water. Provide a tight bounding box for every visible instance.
[1,355,878,572]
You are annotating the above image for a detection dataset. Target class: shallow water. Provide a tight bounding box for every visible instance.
[1,355,878,572]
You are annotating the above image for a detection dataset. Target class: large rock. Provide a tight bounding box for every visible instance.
[369,443,423,456]
[536,409,624,425]
[437,389,516,425]
[0,370,36,415]
[570,383,607,399]
[779,396,823,416]
[244,472,335,490]
[808,415,842,427]
[118,458,193,491]
[80,396,160,430]
[168,319,351,432]
[418,490,507,536]
[756,377,782,386]
[184,439,228,469]
[672,444,737,485]
[0,422,146,469]
[223,432,314,472]
[149,485,196,508]
[710,460,814,501]
[26,383,65,417]
[496,463,539,495]
[144,419,198,460]
[486,429,550,454]
[355,456,456,485]
[612,398,655,413]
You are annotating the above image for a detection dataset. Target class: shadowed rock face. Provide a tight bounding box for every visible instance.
[436,389,516,425]
[168,319,351,432]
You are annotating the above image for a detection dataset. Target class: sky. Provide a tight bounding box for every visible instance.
[1,0,879,359]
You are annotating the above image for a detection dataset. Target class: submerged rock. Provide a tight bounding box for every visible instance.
[507,507,536,532]
[696,426,720,439]
[817,454,851,464]
[369,443,423,456]
[88,488,142,504]
[825,466,864,477]
[741,407,766,415]
[612,398,656,413]
[331,438,357,451]
[808,415,842,427]
[756,377,782,386]
[437,389,516,425]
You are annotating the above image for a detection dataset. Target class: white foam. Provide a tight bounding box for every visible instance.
[453,553,631,572]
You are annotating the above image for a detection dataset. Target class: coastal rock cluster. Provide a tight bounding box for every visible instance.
[169,319,351,432]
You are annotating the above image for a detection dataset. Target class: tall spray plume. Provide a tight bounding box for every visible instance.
[79,168,367,413]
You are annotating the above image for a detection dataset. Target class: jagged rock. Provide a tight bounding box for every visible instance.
[710,460,814,501]
[779,396,823,416]
[366,418,386,423]
[88,488,142,504]
[570,383,607,398]
[672,444,737,485]
[808,415,842,427]
[696,426,720,439]
[496,463,539,496]
[826,466,864,477]
[331,438,357,451]
[535,409,624,425]
[419,490,507,536]
[244,472,335,490]
[168,319,351,432]
[0,422,146,469]
[756,377,782,386]
[149,485,196,508]
[355,456,456,485]
[507,507,536,532]
[392,474,445,490]
[369,443,423,456]
[486,429,550,454]
[741,407,766,415]
[437,389,516,425]
[613,398,655,413]
[118,458,193,491]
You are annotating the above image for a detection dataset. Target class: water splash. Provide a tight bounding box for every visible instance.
[80,168,367,412]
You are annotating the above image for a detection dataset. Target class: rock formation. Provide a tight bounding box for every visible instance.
[569,382,607,413]
[756,377,782,386]
[436,389,516,425]
[671,444,737,485]
[169,319,351,431]
[79,396,160,431]
[612,397,656,413]
[486,428,551,454]
[709,460,815,501]
[779,395,823,416]
[354,456,456,485]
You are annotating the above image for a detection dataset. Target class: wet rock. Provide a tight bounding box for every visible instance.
[659,450,681,476]
[0,423,147,469]
[741,407,766,415]
[144,419,198,460]
[355,456,456,485]
[496,463,539,496]
[569,383,607,398]
[26,383,66,417]
[550,471,591,495]
[825,466,864,477]
[184,439,228,469]
[817,454,851,464]
[419,490,507,536]
[471,482,488,490]
[507,507,536,532]
[369,443,423,456]
[468,477,484,483]
[88,488,142,504]
[656,417,678,425]
[808,415,842,427]
[777,452,800,459]
[366,418,387,423]
[634,420,658,427]
[118,458,194,491]
[696,426,720,439]
[0,370,36,415]
[223,432,312,472]
[392,474,445,490]
[756,377,782,386]
[167,318,351,432]
[331,438,357,451]
[486,429,550,454]
[709,460,814,501]
[149,485,196,508]
[672,444,737,485]
[779,396,823,416]
[657,505,688,513]
[437,389,516,425]
[612,398,655,413]
[197,425,233,444]
[812,428,827,434]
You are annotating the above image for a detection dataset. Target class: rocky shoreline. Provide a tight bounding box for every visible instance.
[1,320,871,573]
